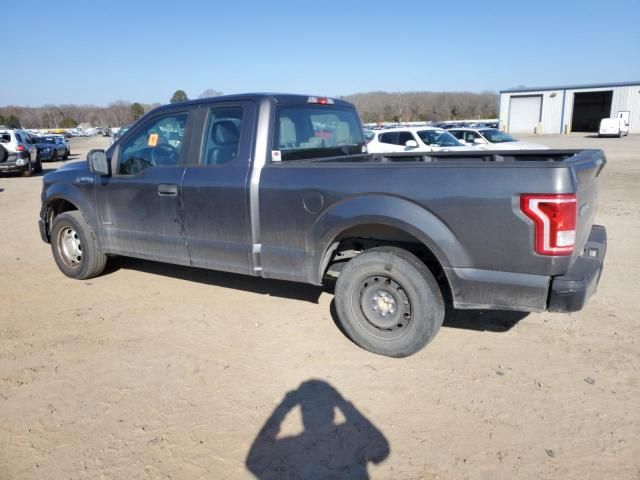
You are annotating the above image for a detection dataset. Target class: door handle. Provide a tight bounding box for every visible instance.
[158,184,178,196]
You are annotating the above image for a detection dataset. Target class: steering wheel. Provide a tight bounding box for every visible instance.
[151,143,179,166]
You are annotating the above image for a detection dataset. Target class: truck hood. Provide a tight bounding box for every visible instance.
[42,160,91,184]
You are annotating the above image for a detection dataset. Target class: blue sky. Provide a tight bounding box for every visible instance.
[2,0,639,106]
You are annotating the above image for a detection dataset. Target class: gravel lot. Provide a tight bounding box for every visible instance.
[1,134,638,479]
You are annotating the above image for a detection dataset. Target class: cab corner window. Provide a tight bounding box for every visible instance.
[117,113,188,175]
[201,107,243,165]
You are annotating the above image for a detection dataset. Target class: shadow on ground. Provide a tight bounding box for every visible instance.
[109,257,529,331]
[246,379,389,479]
[443,308,528,332]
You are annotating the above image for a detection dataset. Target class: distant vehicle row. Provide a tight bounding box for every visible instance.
[0,127,70,176]
[365,126,547,153]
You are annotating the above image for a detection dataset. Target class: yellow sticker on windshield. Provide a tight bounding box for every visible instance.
[148,133,159,147]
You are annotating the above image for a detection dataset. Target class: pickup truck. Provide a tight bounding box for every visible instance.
[38,94,607,357]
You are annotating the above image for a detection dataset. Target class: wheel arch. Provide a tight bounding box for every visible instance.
[311,194,470,294]
[41,184,95,242]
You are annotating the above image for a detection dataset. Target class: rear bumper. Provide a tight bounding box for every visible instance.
[547,225,607,312]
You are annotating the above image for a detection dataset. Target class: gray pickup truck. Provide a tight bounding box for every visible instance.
[39,94,607,357]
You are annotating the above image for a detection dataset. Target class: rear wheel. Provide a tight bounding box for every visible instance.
[334,246,444,357]
[35,157,43,173]
[63,148,69,160]
[22,160,33,177]
[50,211,107,279]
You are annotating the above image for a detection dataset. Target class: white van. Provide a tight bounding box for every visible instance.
[599,118,629,138]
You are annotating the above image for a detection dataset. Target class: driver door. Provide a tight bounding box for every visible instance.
[95,108,196,264]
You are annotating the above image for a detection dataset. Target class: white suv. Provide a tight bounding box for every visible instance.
[366,126,480,154]
[0,128,41,176]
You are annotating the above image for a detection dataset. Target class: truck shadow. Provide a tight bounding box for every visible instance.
[106,257,325,303]
[442,307,529,332]
[108,257,528,332]
[245,379,389,479]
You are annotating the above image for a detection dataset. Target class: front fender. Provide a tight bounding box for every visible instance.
[41,182,98,236]
[309,194,471,283]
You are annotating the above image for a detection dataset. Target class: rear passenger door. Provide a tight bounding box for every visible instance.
[377,132,401,152]
[181,101,257,274]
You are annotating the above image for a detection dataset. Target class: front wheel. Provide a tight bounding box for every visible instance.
[334,246,444,357]
[50,211,107,279]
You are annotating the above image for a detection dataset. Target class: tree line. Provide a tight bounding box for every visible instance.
[1,89,497,128]
[344,90,499,123]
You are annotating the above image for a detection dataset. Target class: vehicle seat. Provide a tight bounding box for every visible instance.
[334,121,351,145]
[206,120,240,165]
[279,117,297,148]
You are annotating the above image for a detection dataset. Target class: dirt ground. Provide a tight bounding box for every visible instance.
[1,134,638,480]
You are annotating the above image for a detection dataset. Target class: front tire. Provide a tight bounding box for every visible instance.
[335,246,444,357]
[50,211,107,279]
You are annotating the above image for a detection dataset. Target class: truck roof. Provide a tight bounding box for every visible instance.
[158,93,355,111]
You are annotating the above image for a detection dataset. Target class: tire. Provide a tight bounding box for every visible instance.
[22,160,33,177]
[334,246,444,357]
[0,145,7,162]
[63,148,69,160]
[35,157,43,173]
[50,211,107,279]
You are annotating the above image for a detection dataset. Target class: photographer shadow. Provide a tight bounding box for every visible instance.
[246,380,389,479]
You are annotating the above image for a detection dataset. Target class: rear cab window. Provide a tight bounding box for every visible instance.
[274,104,365,161]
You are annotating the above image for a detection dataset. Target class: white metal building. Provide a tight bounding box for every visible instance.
[499,81,640,134]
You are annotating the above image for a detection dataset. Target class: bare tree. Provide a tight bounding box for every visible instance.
[197,89,223,99]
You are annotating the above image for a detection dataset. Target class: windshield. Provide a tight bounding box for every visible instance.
[480,129,516,143]
[417,129,462,147]
[274,106,366,161]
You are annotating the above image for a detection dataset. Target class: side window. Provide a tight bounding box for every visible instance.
[450,130,464,140]
[201,107,243,165]
[117,112,188,175]
[379,132,398,145]
[396,131,414,146]
[464,131,477,143]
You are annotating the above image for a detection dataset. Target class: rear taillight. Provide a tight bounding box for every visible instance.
[520,194,577,256]
[16,145,25,152]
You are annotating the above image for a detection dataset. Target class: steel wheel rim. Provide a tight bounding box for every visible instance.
[57,227,82,267]
[355,275,412,337]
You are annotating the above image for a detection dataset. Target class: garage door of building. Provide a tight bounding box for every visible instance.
[508,95,542,133]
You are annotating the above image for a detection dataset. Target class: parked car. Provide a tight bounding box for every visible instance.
[111,125,131,144]
[50,134,71,159]
[39,93,607,357]
[0,128,41,176]
[449,128,548,150]
[367,127,479,153]
[598,118,629,138]
[32,137,57,162]
[34,135,68,161]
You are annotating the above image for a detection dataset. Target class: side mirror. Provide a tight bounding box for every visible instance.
[405,139,419,148]
[88,149,110,176]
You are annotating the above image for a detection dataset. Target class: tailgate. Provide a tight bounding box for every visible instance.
[570,150,606,263]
